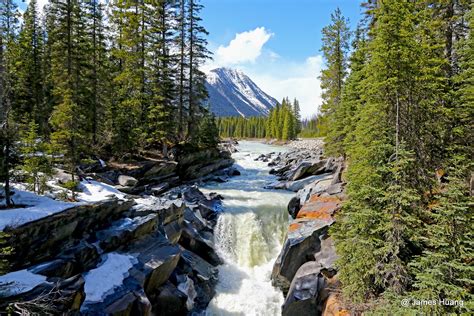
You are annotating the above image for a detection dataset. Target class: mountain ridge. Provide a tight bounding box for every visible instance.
[205,67,278,117]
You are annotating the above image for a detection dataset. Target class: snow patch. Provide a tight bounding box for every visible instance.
[0,188,76,230]
[77,180,126,202]
[0,269,48,297]
[83,253,137,304]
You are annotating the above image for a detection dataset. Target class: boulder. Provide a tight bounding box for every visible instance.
[179,209,221,266]
[96,214,159,252]
[143,161,177,179]
[282,261,326,316]
[130,235,181,294]
[287,196,301,219]
[286,174,332,192]
[118,175,138,187]
[151,281,187,316]
[102,290,152,316]
[272,194,341,293]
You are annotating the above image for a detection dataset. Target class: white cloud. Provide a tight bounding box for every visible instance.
[246,55,323,119]
[214,27,273,65]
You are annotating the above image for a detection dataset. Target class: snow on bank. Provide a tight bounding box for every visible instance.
[82,253,137,304]
[0,180,126,230]
[77,180,126,203]
[0,269,48,297]
[0,189,76,230]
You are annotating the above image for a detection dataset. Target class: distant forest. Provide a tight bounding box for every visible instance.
[217,97,301,140]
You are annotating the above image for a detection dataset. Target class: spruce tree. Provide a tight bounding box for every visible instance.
[18,121,51,194]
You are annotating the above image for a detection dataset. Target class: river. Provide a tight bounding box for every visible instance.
[201,141,294,316]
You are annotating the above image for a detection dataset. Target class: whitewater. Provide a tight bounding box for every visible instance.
[201,141,294,316]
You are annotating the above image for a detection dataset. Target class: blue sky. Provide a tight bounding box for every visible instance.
[202,0,363,118]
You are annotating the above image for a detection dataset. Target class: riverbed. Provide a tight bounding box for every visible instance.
[201,141,294,316]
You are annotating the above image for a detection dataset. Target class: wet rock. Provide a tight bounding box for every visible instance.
[286,173,333,192]
[132,236,181,294]
[102,289,152,316]
[118,175,138,187]
[177,249,218,310]
[288,196,301,219]
[179,209,221,266]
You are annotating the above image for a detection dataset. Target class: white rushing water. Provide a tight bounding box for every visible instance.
[202,141,294,316]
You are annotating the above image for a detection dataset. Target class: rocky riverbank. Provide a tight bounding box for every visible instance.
[0,145,238,315]
[258,142,348,316]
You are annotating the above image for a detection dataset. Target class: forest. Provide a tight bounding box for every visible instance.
[0,0,220,206]
[319,2,473,314]
[217,97,301,140]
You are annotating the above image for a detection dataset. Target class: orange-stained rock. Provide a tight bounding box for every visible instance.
[296,194,341,220]
[323,294,351,316]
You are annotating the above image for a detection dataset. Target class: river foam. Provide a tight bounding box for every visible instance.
[203,141,293,316]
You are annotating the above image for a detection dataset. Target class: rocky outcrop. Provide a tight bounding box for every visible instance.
[269,146,348,316]
[1,182,226,315]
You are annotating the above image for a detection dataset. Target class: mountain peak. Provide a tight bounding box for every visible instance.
[205,67,277,117]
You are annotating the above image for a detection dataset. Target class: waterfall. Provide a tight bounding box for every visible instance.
[202,141,293,316]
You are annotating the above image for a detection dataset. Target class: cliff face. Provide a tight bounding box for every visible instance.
[262,148,349,316]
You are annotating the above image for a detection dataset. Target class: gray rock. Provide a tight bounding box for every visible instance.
[271,219,333,293]
[118,175,139,187]
[282,261,326,316]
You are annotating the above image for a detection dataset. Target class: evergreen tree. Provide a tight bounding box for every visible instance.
[198,109,219,148]
[0,0,19,207]
[319,8,350,117]
[13,0,45,131]
[186,0,211,143]
[18,121,51,194]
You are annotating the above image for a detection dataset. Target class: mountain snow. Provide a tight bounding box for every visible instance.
[205,68,278,117]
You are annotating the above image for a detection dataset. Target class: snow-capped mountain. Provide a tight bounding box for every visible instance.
[205,67,278,117]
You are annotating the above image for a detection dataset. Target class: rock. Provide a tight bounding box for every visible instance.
[287,196,301,219]
[143,161,177,179]
[6,199,135,270]
[295,174,336,204]
[179,209,221,266]
[177,249,218,310]
[290,161,325,181]
[286,174,332,192]
[322,292,350,316]
[96,215,159,252]
[131,236,181,294]
[103,290,152,316]
[272,194,341,293]
[151,281,187,316]
[53,168,74,184]
[282,261,326,316]
[118,175,138,187]
[0,274,85,314]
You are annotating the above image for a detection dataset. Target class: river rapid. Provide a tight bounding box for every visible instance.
[201,141,294,316]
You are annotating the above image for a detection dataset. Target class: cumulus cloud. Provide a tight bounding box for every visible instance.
[246,55,323,119]
[214,27,273,65]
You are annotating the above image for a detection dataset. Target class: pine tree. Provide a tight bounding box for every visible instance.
[186,0,211,143]
[0,0,19,207]
[13,0,45,131]
[18,121,51,194]
[50,90,83,199]
[319,8,350,117]
[198,109,219,148]
[109,0,147,155]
